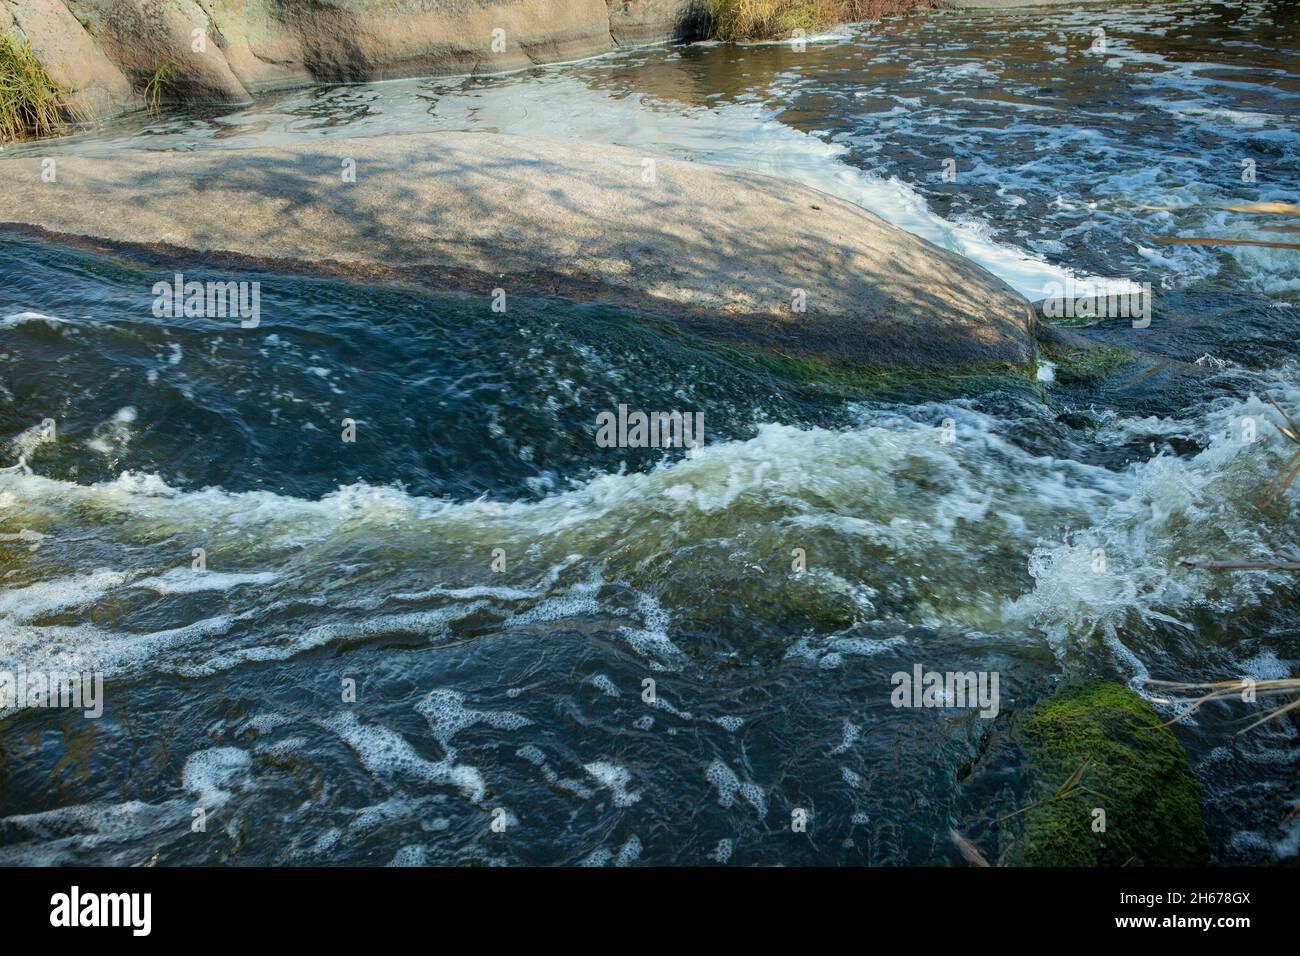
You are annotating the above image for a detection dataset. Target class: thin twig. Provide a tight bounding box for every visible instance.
[1179,557,1300,572]
[994,760,1099,825]
[949,828,991,867]
[1145,678,1300,733]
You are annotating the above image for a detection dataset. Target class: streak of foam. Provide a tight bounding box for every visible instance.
[0,799,191,866]
[130,568,279,595]
[0,570,128,623]
[1,311,69,329]
[516,745,595,799]
[321,711,486,803]
[416,688,531,747]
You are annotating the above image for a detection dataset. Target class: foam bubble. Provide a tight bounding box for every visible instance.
[387,845,428,866]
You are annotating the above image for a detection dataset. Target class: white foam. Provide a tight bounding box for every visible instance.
[387,845,428,866]
[130,567,279,595]
[710,838,734,863]
[0,570,127,623]
[182,747,252,807]
[416,688,531,747]
[0,798,190,865]
[1,366,1295,686]
[517,745,595,799]
[1227,813,1300,862]
[1,311,69,328]
[1003,385,1300,673]
[583,761,641,807]
[705,759,766,818]
[615,834,642,866]
[1239,648,1292,682]
[830,719,860,756]
[322,711,486,802]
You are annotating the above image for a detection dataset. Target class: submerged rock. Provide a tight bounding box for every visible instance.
[1007,681,1208,867]
[0,130,1034,371]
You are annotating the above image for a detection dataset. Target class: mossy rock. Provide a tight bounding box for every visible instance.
[1038,340,1138,386]
[1008,681,1207,866]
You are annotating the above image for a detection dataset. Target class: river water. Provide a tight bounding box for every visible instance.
[0,0,1296,865]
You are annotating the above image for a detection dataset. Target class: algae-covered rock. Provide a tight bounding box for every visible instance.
[1009,681,1207,866]
[1037,340,1137,386]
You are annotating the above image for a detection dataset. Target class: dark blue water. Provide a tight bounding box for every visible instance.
[1,0,1297,865]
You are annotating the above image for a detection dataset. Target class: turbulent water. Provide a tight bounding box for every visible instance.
[1,0,1298,865]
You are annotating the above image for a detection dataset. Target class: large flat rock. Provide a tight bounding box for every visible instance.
[0,130,1033,369]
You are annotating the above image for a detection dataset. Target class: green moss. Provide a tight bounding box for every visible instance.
[1009,681,1208,867]
[1038,312,1105,330]
[1038,341,1138,386]
[732,349,1037,403]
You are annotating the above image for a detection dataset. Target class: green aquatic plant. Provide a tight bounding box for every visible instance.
[144,58,181,113]
[0,31,69,141]
[1037,340,1137,386]
[729,348,1037,402]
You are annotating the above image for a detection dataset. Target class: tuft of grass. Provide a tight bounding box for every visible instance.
[705,0,925,42]
[0,31,70,141]
[144,58,181,113]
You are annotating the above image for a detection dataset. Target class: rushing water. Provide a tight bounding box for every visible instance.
[1,0,1298,865]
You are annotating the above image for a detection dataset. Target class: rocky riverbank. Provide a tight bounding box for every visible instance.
[1,0,1142,130]
[2,0,711,121]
